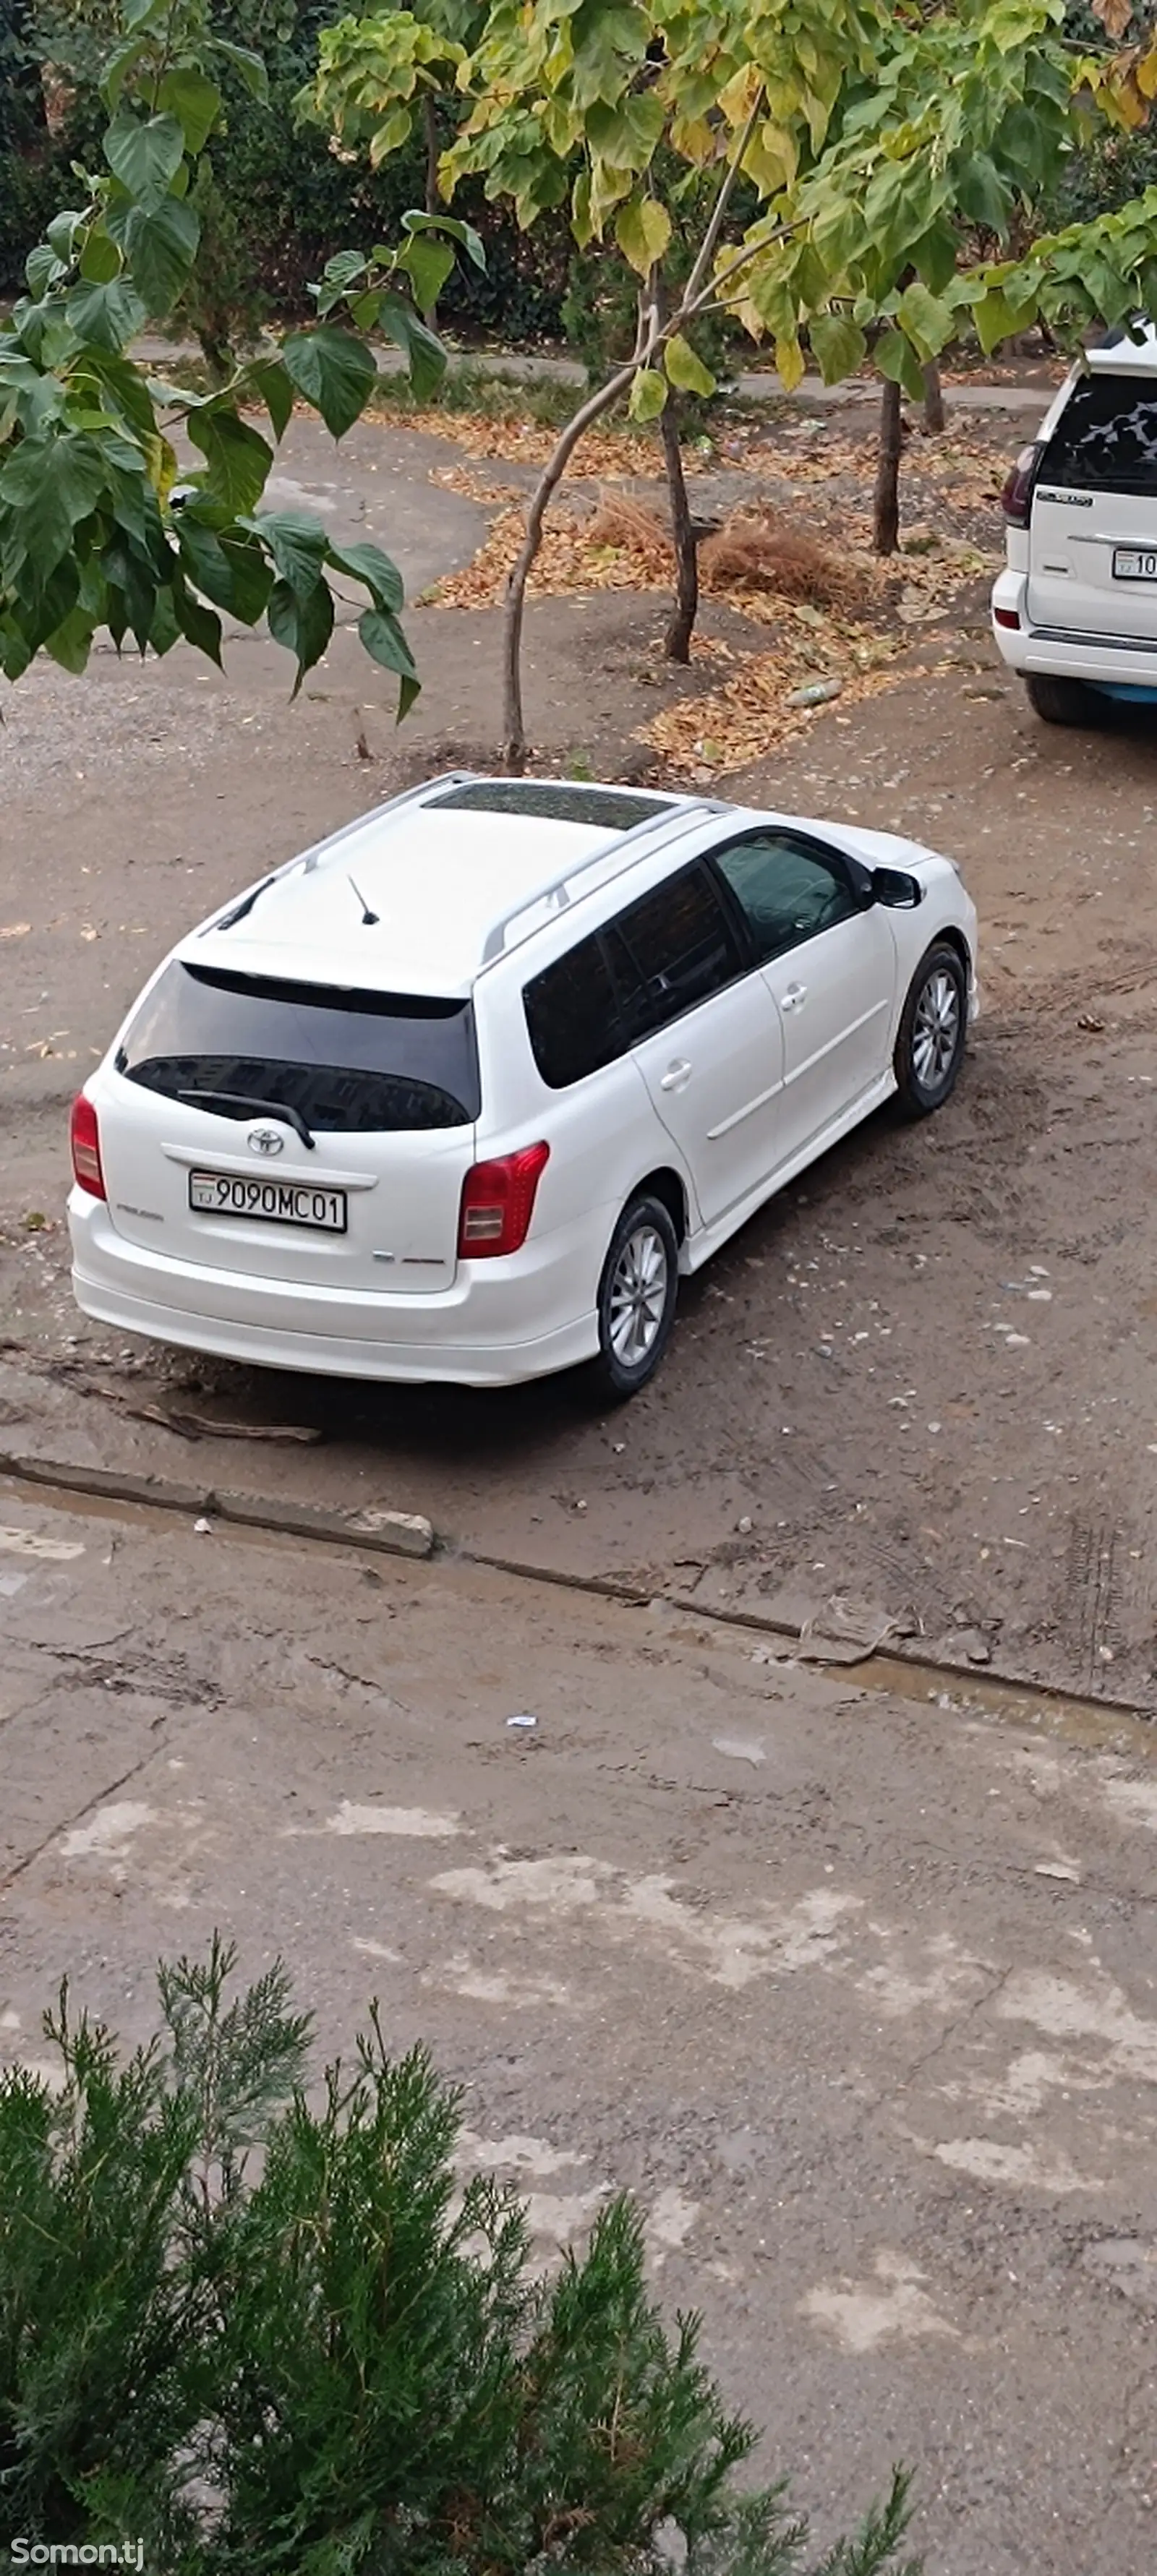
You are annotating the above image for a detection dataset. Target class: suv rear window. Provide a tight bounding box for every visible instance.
[1041,373,1157,494]
[116,963,480,1131]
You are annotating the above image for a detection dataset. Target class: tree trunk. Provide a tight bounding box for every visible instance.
[874,377,903,557]
[502,357,646,768]
[922,359,945,435]
[649,273,698,662]
[422,93,440,330]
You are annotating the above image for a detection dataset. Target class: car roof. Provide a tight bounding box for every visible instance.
[1085,320,1157,375]
[187,774,722,997]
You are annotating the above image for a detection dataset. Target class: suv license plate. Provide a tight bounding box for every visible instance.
[1113,547,1157,581]
[189,1170,347,1232]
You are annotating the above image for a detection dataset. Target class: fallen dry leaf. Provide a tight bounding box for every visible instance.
[1,924,31,940]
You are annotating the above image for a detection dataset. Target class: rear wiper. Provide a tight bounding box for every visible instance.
[177,1088,316,1151]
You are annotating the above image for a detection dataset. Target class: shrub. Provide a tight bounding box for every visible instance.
[0,1940,922,2575]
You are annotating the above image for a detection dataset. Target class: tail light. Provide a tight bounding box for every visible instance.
[994,604,1022,630]
[70,1093,106,1199]
[458,1142,549,1259]
[1001,441,1044,527]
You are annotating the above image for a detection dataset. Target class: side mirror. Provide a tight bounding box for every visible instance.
[871,865,924,910]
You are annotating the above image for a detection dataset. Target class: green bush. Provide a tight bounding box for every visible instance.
[0,1939,922,2575]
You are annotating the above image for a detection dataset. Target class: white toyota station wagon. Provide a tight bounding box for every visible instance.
[69,776,978,1398]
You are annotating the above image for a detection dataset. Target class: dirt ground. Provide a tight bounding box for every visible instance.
[2,387,1157,2572]
[1,1482,1156,2576]
[4,397,1157,1704]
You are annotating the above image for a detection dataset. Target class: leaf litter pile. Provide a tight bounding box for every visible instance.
[422,408,1007,775]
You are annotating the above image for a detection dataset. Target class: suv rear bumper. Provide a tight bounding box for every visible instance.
[991,570,1157,688]
[69,1194,600,1387]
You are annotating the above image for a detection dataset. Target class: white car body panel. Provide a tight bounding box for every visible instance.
[69,780,978,1388]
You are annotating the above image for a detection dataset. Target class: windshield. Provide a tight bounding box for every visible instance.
[116,962,480,1131]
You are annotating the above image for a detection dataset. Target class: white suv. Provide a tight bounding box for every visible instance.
[69,776,978,1398]
[992,323,1157,723]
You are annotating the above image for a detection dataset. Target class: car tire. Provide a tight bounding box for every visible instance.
[1025,672,1099,727]
[586,1193,680,1402]
[893,941,968,1120]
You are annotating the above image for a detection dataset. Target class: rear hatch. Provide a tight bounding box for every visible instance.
[1028,370,1157,642]
[98,959,477,1292]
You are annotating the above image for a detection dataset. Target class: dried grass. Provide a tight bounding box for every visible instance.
[701,515,873,615]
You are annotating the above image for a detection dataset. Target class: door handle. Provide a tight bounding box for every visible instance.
[659,1059,692,1092]
[780,982,808,1011]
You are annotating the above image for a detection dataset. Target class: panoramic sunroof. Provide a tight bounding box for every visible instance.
[430,782,670,830]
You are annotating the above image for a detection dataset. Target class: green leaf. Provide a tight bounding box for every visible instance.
[628,367,667,424]
[187,408,273,516]
[956,153,1012,237]
[373,297,445,404]
[46,210,84,264]
[65,278,148,352]
[358,607,420,719]
[249,510,328,603]
[0,432,108,588]
[103,109,186,213]
[281,328,377,439]
[247,358,294,444]
[173,583,223,665]
[398,234,455,316]
[664,333,714,399]
[808,313,867,388]
[897,280,955,362]
[158,69,222,157]
[77,349,157,446]
[210,38,269,102]
[79,227,123,286]
[123,198,200,316]
[401,209,485,270]
[326,537,404,613]
[44,604,95,674]
[177,515,273,623]
[25,244,61,299]
[615,194,672,277]
[875,329,926,403]
[267,573,335,695]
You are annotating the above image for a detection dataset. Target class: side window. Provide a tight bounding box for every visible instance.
[524,934,620,1090]
[712,833,860,964]
[605,861,745,1045]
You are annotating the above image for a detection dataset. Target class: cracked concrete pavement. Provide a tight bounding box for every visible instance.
[1,1482,1156,2575]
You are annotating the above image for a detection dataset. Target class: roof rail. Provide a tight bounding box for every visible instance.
[479,797,727,966]
[297,770,477,874]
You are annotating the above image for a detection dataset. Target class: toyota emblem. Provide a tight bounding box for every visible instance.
[248,1125,285,1156]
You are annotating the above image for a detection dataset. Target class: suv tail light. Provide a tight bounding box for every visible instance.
[458,1142,549,1259]
[70,1093,106,1199]
[1001,441,1045,527]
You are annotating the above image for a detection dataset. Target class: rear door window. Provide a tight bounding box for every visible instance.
[524,935,620,1089]
[116,962,480,1131]
[1042,374,1157,494]
[605,862,746,1044]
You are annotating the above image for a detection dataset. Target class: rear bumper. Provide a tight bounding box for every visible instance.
[991,570,1157,688]
[69,1196,600,1387]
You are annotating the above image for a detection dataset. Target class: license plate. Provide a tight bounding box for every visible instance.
[188,1170,347,1232]
[1113,547,1157,581]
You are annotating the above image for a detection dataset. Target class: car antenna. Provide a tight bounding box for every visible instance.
[348,874,380,926]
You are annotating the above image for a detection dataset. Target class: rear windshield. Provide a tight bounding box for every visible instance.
[116,963,479,1131]
[1042,373,1157,494]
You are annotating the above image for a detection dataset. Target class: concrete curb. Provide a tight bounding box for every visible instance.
[3,1452,1153,1728]
[0,1452,434,1560]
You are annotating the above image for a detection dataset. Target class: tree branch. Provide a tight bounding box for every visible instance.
[682,91,764,312]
